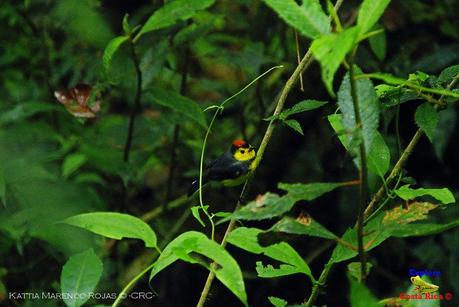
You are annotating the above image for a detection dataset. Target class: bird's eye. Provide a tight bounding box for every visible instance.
[240,150,245,154]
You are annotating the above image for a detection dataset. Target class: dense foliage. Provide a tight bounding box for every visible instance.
[1,0,459,306]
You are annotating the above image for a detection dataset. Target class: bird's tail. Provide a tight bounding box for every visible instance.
[187,177,208,196]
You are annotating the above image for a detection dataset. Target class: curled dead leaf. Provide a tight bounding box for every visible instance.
[54,83,101,118]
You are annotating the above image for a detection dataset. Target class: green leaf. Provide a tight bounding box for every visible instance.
[146,88,207,128]
[328,114,353,152]
[389,220,459,237]
[60,249,103,307]
[0,102,62,125]
[256,262,301,278]
[191,206,206,227]
[102,35,129,72]
[278,181,343,201]
[268,296,288,307]
[330,225,390,263]
[269,217,337,240]
[438,64,459,84]
[367,132,390,177]
[357,0,391,36]
[227,227,315,282]
[265,100,327,121]
[62,212,158,249]
[368,26,386,60]
[283,99,328,118]
[137,0,215,38]
[311,26,360,96]
[362,73,459,98]
[382,202,439,226]
[227,192,296,221]
[262,0,330,39]
[415,102,439,143]
[150,231,247,306]
[394,185,455,204]
[284,119,304,135]
[337,66,380,160]
[122,13,130,34]
[62,154,87,178]
[348,274,379,307]
[348,262,373,283]
[226,182,343,221]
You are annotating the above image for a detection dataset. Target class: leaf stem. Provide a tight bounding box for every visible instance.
[112,262,154,307]
[305,260,333,307]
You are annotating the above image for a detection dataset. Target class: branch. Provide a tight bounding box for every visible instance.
[197,48,314,307]
[363,72,459,218]
[164,47,191,207]
[305,71,459,307]
[348,59,368,280]
[123,41,143,162]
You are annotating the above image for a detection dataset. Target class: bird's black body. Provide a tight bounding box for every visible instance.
[188,142,256,196]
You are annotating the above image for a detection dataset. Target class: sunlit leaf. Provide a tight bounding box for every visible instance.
[311,27,359,96]
[357,0,391,36]
[63,212,158,249]
[262,0,330,39]
[60,249,103,307]
[268,296,288,307]
[394,185,455,204]
[150,231,247,306]
[256,262,301,278]
[103,35,129,72]
[191,205,207,227]
[227,227,315,282]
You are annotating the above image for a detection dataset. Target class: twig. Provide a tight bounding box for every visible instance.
[197,49,314,307]
[295,31,304,92]
[363,72,459,218]
[304,68,459,307]
[363,128,423,218]
[348,58,368,280]
[164,47,190,207]
[305,260,333,307]
[123,41,143,162]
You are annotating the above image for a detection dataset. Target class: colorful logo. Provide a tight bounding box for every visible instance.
[410,275,439,294]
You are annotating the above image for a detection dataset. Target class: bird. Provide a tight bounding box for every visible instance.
[188,139,257,196]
